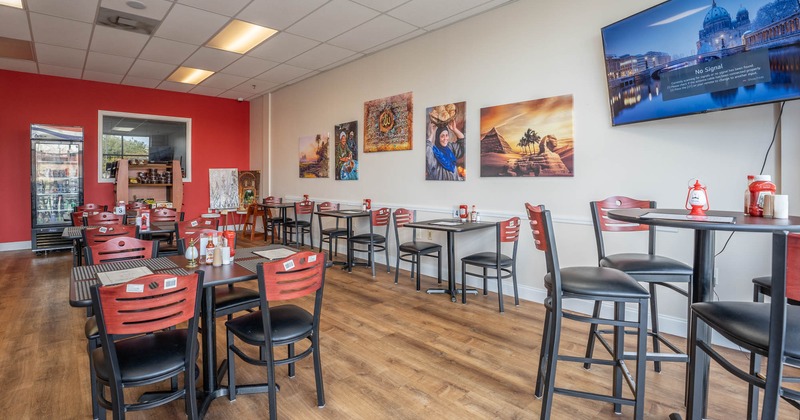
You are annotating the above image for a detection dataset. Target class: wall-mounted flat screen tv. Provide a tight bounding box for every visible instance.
[601,0,800,126]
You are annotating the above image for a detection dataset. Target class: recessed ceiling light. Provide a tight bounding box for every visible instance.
[167,67,215,85]
[111,126,135,132]
[126,0,146,10]
[0,37,33,61]
[0,0,23,9]
[207,20,277,54]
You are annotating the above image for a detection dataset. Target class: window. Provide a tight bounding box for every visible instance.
[98,111,191,182]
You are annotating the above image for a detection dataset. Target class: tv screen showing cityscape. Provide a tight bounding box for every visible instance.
[601,0,800,126]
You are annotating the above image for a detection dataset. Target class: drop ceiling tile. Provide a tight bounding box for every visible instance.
[90,25,149,57]
[236,0,327,31]
[199,72,248,89]
[388,0,487,28]
[83,70,124,83]
[285,0,378,42]
[246,32,318,63]
[85,51,134,74]
[128,59,176,79]
[217,90,247,100]
[0,6,31,40]
[254,63,313,84]
[188,85,226,96]
[27,0,99,23]
[328,14,415,52]
[221,56,279,78]
[38,63,83,78]
[30,13,92,50]
[139,37,198,65]
[157,80,195,92]
[101,0,173,21]
[35,43,86,68]
[230,78,277,94]
[155,3,229,45]
[425,0,512,31]
[318,51,364,72]
[286,70,319,85]
[0,57,38,73]
[177,0,250,17]
[183,47,240,72]
[351,0,410,12]
[286,43,358,70]
[362,27,423,55]
[122,75,161,88]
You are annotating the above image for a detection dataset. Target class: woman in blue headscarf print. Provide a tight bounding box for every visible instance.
[426,118,465,181]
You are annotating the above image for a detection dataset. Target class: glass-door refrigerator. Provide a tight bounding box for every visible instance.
[31,124,84,252]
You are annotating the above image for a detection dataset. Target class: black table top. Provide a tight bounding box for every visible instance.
[608,208,800,233]
[405,218,496,233]
[317,209,370,218]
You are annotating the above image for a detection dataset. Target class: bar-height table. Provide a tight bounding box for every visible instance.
[404,218,495,302]
[258,201,296,245]
[315,209,369,268]
[69,244,298,417]
[607,208,800,419]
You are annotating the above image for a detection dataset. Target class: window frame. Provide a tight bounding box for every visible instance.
[97,110,192,183]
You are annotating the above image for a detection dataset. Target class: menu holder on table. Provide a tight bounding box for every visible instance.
[97,266,154,286]
[253,248,297,260]
[641,212,736,224]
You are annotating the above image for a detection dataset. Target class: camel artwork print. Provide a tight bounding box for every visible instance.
[298,134,330,178]
[425,101,466,181]
[480,94,574,177]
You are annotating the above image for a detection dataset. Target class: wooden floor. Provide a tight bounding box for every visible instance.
[1,235,798,419]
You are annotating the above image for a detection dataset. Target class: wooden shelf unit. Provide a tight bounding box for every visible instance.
[114,159,183,212]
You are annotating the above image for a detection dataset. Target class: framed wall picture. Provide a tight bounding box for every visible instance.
[479,94,574,177]
[299,134,330,178]
[363,92,413,152]
[425,101,466,181]
[334,121,358,180]
[209,168,239,210]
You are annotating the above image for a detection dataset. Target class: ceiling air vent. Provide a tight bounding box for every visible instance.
[96,7,161,36]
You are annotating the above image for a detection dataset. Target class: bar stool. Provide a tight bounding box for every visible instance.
[525,203,649,419]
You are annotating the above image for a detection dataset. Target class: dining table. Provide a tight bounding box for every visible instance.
[404,218,496,302]
[607,208,800,419]
[258,201,296,245]
[315,209,370,269]
[68,244,299,417]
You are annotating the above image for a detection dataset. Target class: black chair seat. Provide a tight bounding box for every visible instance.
[600,253,692,278]
[753,275,771,289]
[226,305,313,344]
[350,233,385,244]
[215,286,260,313]
[546,267,649,299]
[693,301,800,359]
[461,251,512,267]
[286,220,311,227]
[321,227,348,236]
[92,330,193,382]
[399,241,440,253]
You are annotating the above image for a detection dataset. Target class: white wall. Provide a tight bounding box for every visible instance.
[257,0,794,336]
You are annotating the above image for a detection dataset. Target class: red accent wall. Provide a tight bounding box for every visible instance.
[0,70,250,244]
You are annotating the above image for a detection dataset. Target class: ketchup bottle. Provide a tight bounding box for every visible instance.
[749,175,776,217]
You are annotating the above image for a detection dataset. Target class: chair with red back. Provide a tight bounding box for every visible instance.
[90,272,203,419]
[72,210,101,226]
[348,207,391,277]
[584,196,692,374]
[460,217,520,312]
[225,251,326,420]
[689,232,800,418]
[82,224,137,249]
[525,203,649,419]
[125,202,149,211]
[86,211,124,226]
[285,200,315,248]
[262,196,290,243]
[149,208,184,255]
[393,208,441,290]
[86,237,157,265]
[75,203,107,212]
[317,202,349,259]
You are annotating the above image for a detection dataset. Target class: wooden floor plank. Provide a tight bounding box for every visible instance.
[0,241,798,419]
